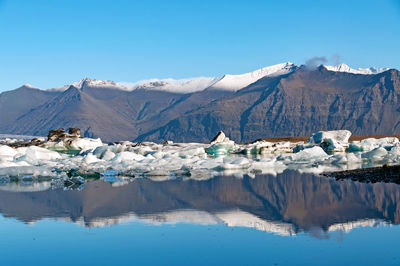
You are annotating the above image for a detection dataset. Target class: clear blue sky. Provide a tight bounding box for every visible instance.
[0,0,399,91]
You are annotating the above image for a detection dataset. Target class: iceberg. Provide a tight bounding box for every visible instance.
[0,129,399,183]
[307,130,351,152]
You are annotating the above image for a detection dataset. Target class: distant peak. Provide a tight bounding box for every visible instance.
[21,83,39,89]
[53,78,130,91]
[323,64,389,75]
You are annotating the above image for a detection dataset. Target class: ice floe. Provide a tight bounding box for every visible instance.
[0,130,399,189]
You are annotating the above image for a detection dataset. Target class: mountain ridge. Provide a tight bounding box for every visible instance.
[1,63,399,142]
[11,62,392,94]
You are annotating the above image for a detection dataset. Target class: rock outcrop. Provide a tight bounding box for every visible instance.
[48,128,81,142]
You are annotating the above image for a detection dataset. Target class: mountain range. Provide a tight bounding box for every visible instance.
[0,63,399,143]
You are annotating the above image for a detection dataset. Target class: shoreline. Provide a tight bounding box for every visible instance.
[254,135,400,143]
[323,164,400,184]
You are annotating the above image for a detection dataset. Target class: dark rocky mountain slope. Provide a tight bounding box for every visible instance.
[0,85,61,133]
[1,66,399,143]
[139,67,400,142]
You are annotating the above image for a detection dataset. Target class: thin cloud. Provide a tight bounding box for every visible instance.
[330,54,341,65]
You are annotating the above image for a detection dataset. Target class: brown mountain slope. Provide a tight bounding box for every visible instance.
[9,86,139,141]
[0,86,61,133]
[1,67,399,143]
[138,67,400,142]
[7,83,232,141]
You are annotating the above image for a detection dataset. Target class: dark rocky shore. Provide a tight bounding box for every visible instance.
[323,164,400,184]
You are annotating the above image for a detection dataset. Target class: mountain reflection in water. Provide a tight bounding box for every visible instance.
[0,170,398,237]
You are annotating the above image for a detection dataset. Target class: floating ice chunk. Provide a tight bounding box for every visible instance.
[388,146,400,156]
[178,146,205,158]
[347,142,364,152]
[111,151,146,163]
[93,145,109,158]
[193,156,224,170]
[348,137,399,152]
[83,153,101,164]
[361,147,388,161]
[133,145,156,156]
[277,146,328,162]
[44,137,103,152]
[307,130,351,152]
[292,143,314,153]
[0,145,18,158]
[93,146,116,160]
[206,143,235,156]
[102,151,116,160]
[69,138,103,152]
[324,152,362,166]
[346,152,362,163]
[308,130,351,144]
[16,146,62,165]
[2,130,400,182]
[386,146,400,163]
[242,141,295,155]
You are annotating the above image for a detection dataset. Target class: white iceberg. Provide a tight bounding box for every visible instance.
[0,129,399,182]
[307,130,352,152]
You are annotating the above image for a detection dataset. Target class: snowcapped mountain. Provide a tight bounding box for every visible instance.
[118,62,298,93]
[26,62,391,94]
[208,62,297,91]
[323,63,389,75]
[52,78,129,91]
[42,63,298,94]
[21,83,40,90]
[118,77,219,93]
[1,62,398,142]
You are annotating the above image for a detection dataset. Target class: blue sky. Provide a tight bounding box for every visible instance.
[0,0,399,91]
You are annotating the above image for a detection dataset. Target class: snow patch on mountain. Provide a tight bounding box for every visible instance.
[46,63,297,94]
[208,62,297,91]
[324,63,389,75]
[118,77,219,94]
[20,62,393,94]
[21,83,40,89]
[52,78,130,91]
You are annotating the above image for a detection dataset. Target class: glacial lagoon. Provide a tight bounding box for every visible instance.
[1,130,400,265]
[1,171,400,265]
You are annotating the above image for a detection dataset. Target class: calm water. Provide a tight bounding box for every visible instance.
[0,170,400,265]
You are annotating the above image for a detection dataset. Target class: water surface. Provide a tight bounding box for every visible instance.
[0,170,399,265]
